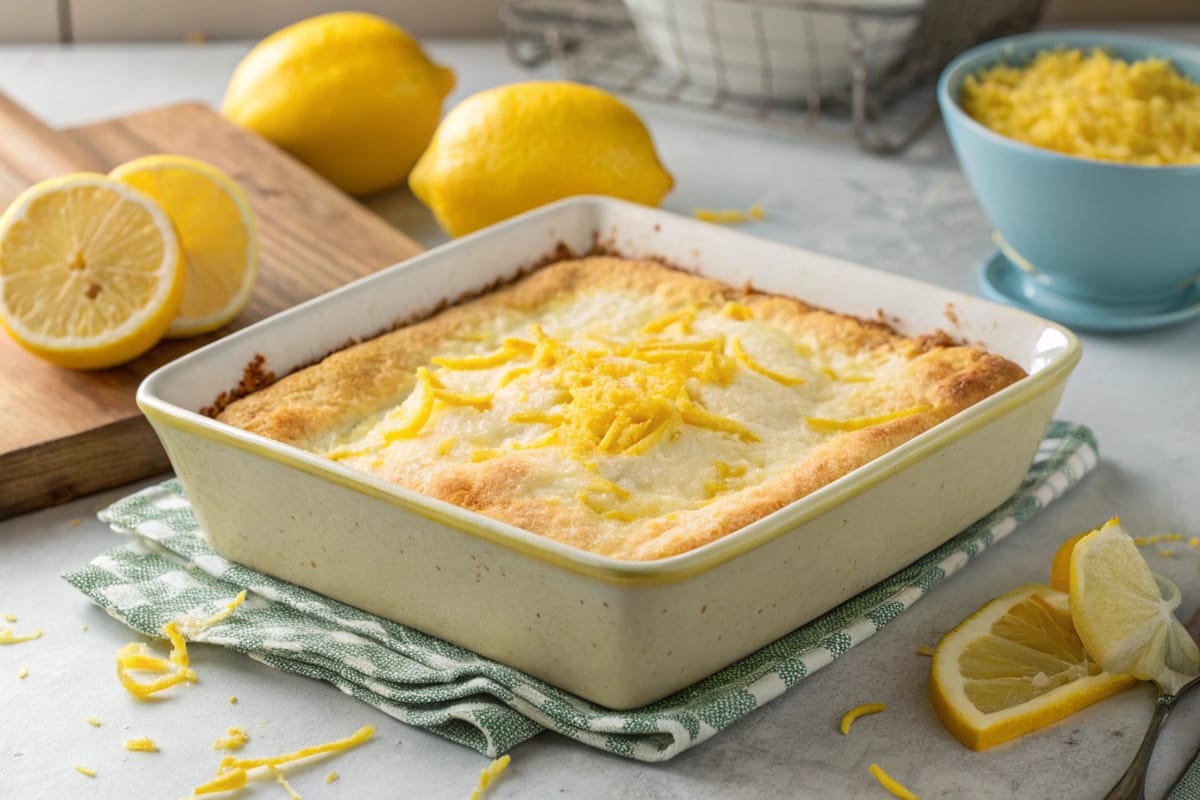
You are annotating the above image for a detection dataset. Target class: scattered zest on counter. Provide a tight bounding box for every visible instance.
[123,737,160,753]
[85,716,102,728]
[0,626,42,645]
[213,727,250,751]
[115,622,197,699]
[325,770,339,784]
[228,695,238,705]
[75,765,97,778]
[17,666,28,679]
[192,724,374,796]
[915,645,935,657]
[116,593,247,699]
[271,765,303,799]
[469,755,511,800]
[839,703,886,735]
[692,204,766,224]
[2,613,16,622]
[869,763,918,800]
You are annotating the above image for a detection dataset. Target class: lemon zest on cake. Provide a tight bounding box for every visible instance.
[0,627,42,644]
[85,716,102,727]
[640,308,695,335]
[123,737,160,752]
[731,337,804,386]
[214,727,251,751]
[820,366,873,383]
[869,763,919,800]
[469,755,511,800]
[75,765,97,778]
[720,301,754,320]
[271,765,303,799]
[381,369,438,441]
[806,406,928,432]
[470,449,500,463]
[839,702,886,735]
[436,437,458,455]
[705,460,748,498]
[431,386,493,411]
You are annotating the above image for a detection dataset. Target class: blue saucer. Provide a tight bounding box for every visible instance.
[980,251,1200,333]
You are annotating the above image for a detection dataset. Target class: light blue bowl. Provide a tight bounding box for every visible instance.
[939,31,1200,315]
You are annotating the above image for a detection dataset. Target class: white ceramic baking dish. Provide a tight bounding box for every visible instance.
[138,196,1079,709]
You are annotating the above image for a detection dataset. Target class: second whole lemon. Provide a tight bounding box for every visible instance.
[410,82,674,237]
[222,12,454,195]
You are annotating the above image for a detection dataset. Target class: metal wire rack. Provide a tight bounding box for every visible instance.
[501,0,1045,154]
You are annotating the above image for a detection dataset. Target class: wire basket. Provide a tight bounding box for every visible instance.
[501,0,1045,154]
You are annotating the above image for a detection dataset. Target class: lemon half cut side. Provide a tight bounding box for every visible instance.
[930,584,1137,751]
[0,173,184,369]
[110,155,258,338]
[1069,517,1200,694]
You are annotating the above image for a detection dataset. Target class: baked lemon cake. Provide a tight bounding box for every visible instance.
[217,256,1026,560]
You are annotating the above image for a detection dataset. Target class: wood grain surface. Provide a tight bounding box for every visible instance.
[0,93,423,518]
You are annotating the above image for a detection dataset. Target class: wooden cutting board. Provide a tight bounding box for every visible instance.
[0,93,424,519]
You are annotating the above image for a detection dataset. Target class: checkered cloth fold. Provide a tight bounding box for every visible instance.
[65,421,1099,762]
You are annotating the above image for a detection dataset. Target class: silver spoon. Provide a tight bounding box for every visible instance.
[1104,608,1200,800]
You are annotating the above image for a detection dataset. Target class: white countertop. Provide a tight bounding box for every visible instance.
[2,33,1199,800]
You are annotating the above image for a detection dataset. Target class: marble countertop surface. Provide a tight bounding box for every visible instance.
[1,30,1198,800]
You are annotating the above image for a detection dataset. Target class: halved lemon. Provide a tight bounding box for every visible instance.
[930,584,1137,751]
[1069,517,1200,693]
[110,155,257,337]
[0,173,184,369]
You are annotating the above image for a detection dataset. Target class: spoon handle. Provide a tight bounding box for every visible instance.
[1104,694,1175,800]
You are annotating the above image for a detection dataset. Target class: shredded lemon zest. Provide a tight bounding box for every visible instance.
[720,301,754,320]
[806,406,928,432]
[436,437,458,455]
[179,591,247,637]
[0,627,42,644]
[326,771,339,784]
[840,702,886,735]
[75,765,96,778]
[85,716,102,728]
[1158,548,1176,558]
[113,602,237,700]
[229,695,238,705]
[193,767,247,795]
[694,206,764,224]
[123,737,159,753]
[432,386,493,411]
[869,763,919,800]
[469,755,511,800]
[1190,537,1200,548]
[272,766,303,800]
[17,666,28,679]
[916,645,935,657]
[1162,533,1184,541]
[640,308,695,335]
[214,727,251,751]
[2,613,16,622]
[821,365,873,383]
[218,724,375,773]
[731,337,804,386]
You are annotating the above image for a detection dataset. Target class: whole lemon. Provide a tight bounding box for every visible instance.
[410,82,674,237]
[222,12,454,195]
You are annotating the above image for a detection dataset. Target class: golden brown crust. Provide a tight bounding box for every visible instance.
[218,256,1027,560]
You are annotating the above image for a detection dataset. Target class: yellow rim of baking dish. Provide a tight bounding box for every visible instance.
[138,336,1078,588]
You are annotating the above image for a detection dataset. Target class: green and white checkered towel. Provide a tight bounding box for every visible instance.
[65,420,1098,763]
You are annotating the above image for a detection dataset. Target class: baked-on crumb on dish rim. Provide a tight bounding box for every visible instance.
[216,256,1026,561]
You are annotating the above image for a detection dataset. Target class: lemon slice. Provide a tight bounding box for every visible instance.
[930,584,1137,751]
[0,173,184,369]
[1069,517,1200,693]
[110,155,257,337]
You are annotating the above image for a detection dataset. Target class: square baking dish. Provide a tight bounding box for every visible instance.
[138,196,1080,709]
